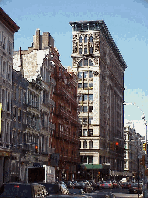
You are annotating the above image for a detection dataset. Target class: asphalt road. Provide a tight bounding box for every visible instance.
[83,188,144,198]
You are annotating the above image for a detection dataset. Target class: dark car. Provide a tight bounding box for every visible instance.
[39,183,60,195]
[112,180,119,188]
[65,181,75,189]
[0,182,47,198]
[129,183,142,194]
[100,181,113,189]
[121,182,131,189]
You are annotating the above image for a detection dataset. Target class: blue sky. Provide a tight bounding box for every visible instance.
[0,0,148,135]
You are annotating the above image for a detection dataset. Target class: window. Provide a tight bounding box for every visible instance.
[89,59,93,66]
[89,71,93,78]
[81,156,87,163]
[84,48,87,54]
[89,141,93,149]
[89,94,93,101]
[84,59,88,66]
[84,71,88,78]
[84,35,87,43]
[90,47,93,54]
[78,83,82,88]
[18,109,21,122]
[79,36,82,43]
[83,129,88,136]
[83,141,87,148]
[83,83,88,89]
[83,106,87,113]
[88,129,93,136]
[78,60,83,67]
[79,48,82,54]
[89,83,93,89]
[83,94,88,101]
[89,117,93,124]
[78,72,83,79]
[83,118,87,123]
[88,156,93,164]
[89,36,93,42]
[89,106,93,112]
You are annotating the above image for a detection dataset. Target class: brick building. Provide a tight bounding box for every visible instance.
[69,20,127,179]
[0,7,19,186]
[13,29,80,181]
[50,46,80,181]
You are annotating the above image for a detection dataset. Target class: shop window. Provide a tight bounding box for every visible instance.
[88,156,93,164]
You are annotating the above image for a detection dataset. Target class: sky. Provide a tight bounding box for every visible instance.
[0,0,148,137]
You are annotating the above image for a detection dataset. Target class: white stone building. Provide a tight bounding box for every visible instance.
[69,20,127,177]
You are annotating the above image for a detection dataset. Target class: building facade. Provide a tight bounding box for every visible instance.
[50,46,80,181]
[124,124,145,181]
[13,29,56,158]
[69,20,127,178]
[0,7,19,186]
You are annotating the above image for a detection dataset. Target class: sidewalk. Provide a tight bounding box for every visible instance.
[111,193,143,198]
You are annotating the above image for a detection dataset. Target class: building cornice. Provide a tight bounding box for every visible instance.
[0,7,20,33]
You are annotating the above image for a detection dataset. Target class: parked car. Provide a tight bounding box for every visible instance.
[96,181,103,190]
[100,181,113,189]
[112,180,119,188]
[88,180,97,190]
[0,182,48,198]
[65,181,75,189]
[121,182,131,189]
[129,183,142,194]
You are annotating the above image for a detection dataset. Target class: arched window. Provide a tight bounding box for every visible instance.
[89,59,93,66]
[79,48,82,54]
[89,36,93,42]
[84,35,87,43]
[79,36,82,43]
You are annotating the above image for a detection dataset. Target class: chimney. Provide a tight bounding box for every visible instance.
[34,29,40,50]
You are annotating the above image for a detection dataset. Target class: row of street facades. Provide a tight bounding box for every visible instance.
[0,7,147,186]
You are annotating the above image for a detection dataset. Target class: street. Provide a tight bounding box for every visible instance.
[80,188,144,198]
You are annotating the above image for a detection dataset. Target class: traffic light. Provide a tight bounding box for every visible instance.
[35,145,38,153]
[143,143,146,151]
[115,142,119,151]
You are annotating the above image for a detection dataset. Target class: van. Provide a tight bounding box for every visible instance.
[0,182,48,198]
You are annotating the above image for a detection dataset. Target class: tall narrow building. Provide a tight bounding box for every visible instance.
[69,20,127,178]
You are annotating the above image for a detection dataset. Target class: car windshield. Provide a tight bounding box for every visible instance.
[131,183,141,187]
[0,184,32,198]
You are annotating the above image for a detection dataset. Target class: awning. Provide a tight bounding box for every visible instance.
[82,164,103,169]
